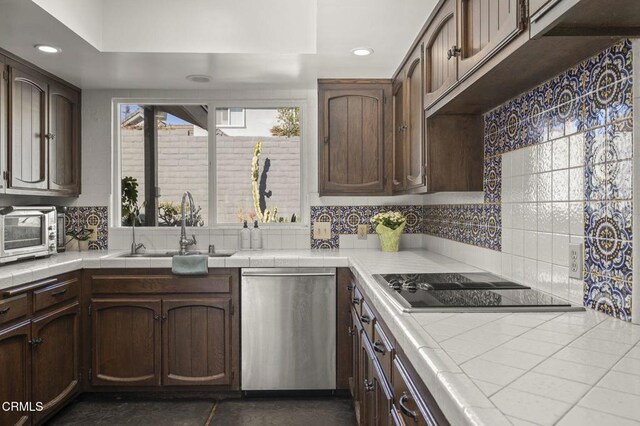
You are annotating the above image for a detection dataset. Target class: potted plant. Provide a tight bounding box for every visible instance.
[66,227,93,251]
[371,211,407,252]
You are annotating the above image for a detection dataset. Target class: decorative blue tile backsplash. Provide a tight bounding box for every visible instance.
[424,39,634,321]
[310,205,423,249]
[64,206,109,250]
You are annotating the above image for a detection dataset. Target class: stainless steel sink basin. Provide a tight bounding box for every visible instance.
[119,251,235,258]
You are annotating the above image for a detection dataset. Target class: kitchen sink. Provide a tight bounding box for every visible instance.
[119,251,235,258]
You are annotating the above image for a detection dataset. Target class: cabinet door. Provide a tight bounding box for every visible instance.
[0,56,7,194]
[92,298,162,386]
[424,0,458,108]
[392,80,406,192]
[404,51,426,191]
[458,0,523,77]
[162,298,232,386]
[320,88,385,195]
[48,82,80,195]
[0,321,31,426]
[8,63,48,190]
[361,339,376,426]
[31,303,80,424]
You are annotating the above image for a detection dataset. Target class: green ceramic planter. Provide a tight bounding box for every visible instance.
[375,222,406,252]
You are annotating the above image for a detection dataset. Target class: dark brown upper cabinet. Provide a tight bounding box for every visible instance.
[423,0,458,108]
[318,80,392,196]
[457,0,524,78]
[48,82,80,195]
[0,55,6,194]
[404,50,425,192]
[8,62,48,191]
[2,53,81,197]
[391,80,406,193]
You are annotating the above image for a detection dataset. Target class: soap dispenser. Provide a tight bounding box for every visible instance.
[240,220,251,250]
[250,220,263,249]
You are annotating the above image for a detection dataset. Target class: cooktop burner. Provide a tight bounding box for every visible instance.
[373,273,584,312]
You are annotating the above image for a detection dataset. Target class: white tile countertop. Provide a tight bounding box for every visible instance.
[1,249,639,425]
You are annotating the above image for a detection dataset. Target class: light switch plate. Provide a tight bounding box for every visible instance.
[569,243,583,279]
[313,222,331,240]
[357,224,368,240]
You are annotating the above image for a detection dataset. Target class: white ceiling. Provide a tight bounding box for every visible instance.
[0,0,437,89]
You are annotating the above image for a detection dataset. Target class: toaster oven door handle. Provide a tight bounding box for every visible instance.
[0,206,56,215]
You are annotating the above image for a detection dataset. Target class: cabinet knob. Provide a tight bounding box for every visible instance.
[364,379,374,392]
[447,45,461,60]
[45,133,55,140]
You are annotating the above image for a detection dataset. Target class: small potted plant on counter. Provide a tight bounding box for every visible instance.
[371,211,407,252]
[66,227,93,251]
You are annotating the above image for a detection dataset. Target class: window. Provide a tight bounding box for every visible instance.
[117,103,302,226]
[119,104,209,227]
[216,107,301,224]
[216,107,245,127]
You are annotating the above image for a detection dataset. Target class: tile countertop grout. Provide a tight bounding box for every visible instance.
[0,249,639,425]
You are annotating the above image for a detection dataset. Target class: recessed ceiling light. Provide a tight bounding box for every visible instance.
[351,47,373,56]
[35,44,61,54]
[186,74,211,83]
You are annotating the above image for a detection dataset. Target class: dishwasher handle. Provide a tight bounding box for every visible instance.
[242,272,336,277]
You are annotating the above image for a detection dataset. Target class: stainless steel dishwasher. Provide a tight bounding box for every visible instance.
[241,268,336,391]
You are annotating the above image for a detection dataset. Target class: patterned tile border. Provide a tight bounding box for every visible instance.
[65,206,109,250]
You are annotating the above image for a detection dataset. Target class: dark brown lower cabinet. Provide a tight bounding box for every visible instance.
[345,268,449,426]
[91,298,162,386]
[31,303,80,424]
[0,321,31,426]
[162,298,232,386]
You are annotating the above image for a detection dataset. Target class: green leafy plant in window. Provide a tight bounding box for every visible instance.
[121,176,145,226]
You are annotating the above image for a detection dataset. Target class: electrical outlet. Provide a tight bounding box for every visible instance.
[313,222,331,240]
[569,243,583,279]
[87,226,98,242]
[357,224,368,240]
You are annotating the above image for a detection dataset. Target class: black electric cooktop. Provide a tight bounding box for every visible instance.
[374,273,583,312]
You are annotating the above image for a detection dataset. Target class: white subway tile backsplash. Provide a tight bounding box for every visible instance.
[553,137,569,170]
[552,202,570,235]
[552,169,569,202]
[537,203,553,233]
[538,233,553,263]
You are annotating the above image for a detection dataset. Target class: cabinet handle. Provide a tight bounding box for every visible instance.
[360,315,371,324]
[364,379,374,392]
[51,289,68,297]
[447,45,461,60]
[324,136,329,144]
[352,298,360,305]
[0,307,9,315]
[347,326,355,337]
[45,133,55,140]
[347,284,354,292]
[154,314,161,321]
[29,337,44,347]
[373,340,386,355]
[399,394,418,420]
[162,314,168,321]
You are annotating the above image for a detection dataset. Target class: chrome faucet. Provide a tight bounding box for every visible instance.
[178,191,197,255]
[130,214,146,254]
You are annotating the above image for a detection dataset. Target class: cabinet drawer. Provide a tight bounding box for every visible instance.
[0,294,28,326]
[393,358,433,426]
[33,278,79,313]
[373,322,394,382]
[91,274,232,294]
[360,300,375,341]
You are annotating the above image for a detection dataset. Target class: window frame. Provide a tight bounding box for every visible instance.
[112,98,308,229]
[215,107,246,128]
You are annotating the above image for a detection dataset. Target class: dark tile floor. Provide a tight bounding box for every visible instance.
[47,396,357,426]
